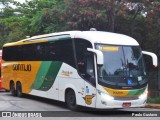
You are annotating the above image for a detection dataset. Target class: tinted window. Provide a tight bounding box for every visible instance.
[3,43,46,61]
[3,36,76,68]
[74,38,95,85]
[96,44,146,89]
[46,40,75,67]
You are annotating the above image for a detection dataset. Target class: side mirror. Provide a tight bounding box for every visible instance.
[87,48,104,65]
[142,51,158,67]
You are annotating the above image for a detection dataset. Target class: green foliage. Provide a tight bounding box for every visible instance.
[30,7,65,35]
[0,0,65,47]
[63,0,129,31]
[148,96,160,104]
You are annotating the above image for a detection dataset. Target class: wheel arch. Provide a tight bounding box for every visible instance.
[64,84,77,103]
[16,81,21,85]
[9,80,15,88]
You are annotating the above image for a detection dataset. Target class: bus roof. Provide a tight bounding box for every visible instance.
[75,31,139,46]
[3,31,139,47]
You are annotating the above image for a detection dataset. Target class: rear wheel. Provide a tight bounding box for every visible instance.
[16,82,22,97]
[10,82,16,96]
[66,90,78,110]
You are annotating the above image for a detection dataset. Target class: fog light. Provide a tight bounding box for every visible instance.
[101,100,107,105]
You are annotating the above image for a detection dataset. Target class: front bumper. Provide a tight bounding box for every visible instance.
[96,92,147,109]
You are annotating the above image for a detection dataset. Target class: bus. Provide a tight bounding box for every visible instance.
[0,50,2,89]
[2,31,157,110]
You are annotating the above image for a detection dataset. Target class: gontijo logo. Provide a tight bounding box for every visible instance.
[12,64,31,72]
[61,70,73,77]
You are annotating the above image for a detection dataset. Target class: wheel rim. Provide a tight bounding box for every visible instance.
[10,83,15,93]
[67,92,76,107]
[17,84,22,96]
[69,94,75,106]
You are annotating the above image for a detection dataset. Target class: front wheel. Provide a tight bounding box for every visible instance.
[66,90,78,110]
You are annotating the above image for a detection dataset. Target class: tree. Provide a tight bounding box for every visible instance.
[0,0,65,48]
[63,0,128,31]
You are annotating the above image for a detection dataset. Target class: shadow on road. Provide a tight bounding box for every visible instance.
[20,94,133,117]
[22,94,68,110]
[1,92,138,117]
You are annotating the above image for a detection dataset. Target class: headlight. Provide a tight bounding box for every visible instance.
[138,89,147,99]
[98,90,114,100]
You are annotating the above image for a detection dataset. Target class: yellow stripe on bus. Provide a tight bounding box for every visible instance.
[3,40,48,47]
[2,61,42,93]
[103,86,146,98]
[103,86,130,97]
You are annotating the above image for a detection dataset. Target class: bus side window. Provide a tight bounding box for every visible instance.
[45,38,76,68]
[86,53,96,86]
[74,38,95,86]
[86,54,94,77]
[45,42,56,60]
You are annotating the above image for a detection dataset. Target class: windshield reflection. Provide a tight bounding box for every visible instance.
[96,44,147,88]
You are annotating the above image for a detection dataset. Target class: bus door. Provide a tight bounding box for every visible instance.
[74,38,96,107]
[84,53,97,108]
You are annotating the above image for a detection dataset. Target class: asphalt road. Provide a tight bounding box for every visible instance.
[0,91,159,119]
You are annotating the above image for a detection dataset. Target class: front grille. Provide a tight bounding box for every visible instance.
[114,97,139,101]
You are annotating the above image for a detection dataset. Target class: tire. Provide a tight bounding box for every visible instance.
[66,90,78,110]
[16,82,23,97]
[10,82,16,96]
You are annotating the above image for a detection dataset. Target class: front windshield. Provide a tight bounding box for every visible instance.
[96,44,147,89]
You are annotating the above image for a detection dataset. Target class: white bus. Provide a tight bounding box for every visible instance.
[2,30,157,110]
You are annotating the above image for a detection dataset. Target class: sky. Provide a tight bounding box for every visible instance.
[0,0,28,9]
[15,0,27,3]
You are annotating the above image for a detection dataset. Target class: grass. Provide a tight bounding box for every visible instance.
[147,96,160,104]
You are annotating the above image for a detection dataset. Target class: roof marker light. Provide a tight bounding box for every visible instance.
[90,28,97,31]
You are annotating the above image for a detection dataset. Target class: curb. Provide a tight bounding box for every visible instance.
[145,104,160,109]
[0,88,7,92]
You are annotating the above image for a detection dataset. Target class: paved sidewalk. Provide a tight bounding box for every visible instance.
[145,103,160,109]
